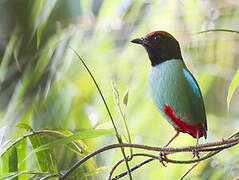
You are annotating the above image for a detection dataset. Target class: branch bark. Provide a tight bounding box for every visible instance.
[60,136,239,179]
[109,133,239,179]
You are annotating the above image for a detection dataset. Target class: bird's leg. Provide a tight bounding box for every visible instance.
[159,130,179,166]
[192,129,200,159]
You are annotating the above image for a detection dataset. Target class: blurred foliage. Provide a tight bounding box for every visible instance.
[0,0,239,179]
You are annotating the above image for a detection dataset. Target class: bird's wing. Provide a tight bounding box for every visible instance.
[164,67,207,138]
[182,68,207,122]
[183,68,202,99]
[181,67,207,136]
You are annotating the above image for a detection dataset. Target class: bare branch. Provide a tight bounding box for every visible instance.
[108,153,158,180]
[111,135,239,179]
[110,150,219,179]
[60,136,239,179]
[112,158,154,180]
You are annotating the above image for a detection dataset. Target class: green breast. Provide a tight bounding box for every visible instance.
[148,59,207,128]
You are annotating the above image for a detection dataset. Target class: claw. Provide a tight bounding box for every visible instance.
[192,149,200,159]
[192,129,200,159]
[158,151,167,167]
[158,131,180,167]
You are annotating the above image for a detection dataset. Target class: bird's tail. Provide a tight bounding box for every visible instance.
[201,124,207,139]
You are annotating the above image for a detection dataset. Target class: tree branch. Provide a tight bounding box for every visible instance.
[60,136,239,179]
[108,153,157,180]
[110,147,229,179]
[110,134,239,179]
[112,158,154,180]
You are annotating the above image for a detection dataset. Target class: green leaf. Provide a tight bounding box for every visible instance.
[29,133,58,175]
[0,146,18,180]
[31,0,57,46]
[227,69,239,110]
[17,138,27,180]
[16,123,34,132]
[0,31,17,82]
[20,129,112,168]
[37,128,90,155]
[32,129,113,154]
[112,81,120,105]
[122,89,129,106]
[0,171,59,180]
[37,21,46,48]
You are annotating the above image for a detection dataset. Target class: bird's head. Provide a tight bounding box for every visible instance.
[131,31,182,66]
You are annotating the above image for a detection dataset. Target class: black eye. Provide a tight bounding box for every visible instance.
[154,35,160,40]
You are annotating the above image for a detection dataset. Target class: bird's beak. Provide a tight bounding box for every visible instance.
[131,37,148,45]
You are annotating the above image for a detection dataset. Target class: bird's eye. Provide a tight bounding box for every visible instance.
[154,35,160,40]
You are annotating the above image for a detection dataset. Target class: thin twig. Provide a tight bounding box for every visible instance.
[179,163,199,180]
[113,135,239,179]
[197,29,239,34]
[108,158,125,180]
[111,140,239,179]
[199,142,238,151]
[178,132,239,179]
[112,158,154,180]
[111,149,222,179]
[70,48,119,137]
[108,153,158,179]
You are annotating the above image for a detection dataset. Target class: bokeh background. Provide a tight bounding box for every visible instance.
[0,0,239,179]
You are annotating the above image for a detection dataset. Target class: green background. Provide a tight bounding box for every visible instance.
[0,0,239,179]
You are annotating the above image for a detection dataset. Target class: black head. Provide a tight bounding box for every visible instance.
[131,31,183,66]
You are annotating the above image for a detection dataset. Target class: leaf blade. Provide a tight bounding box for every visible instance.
[33,129,113,153]
[227,69,239,110]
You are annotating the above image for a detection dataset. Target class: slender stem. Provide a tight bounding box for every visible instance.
[70,48,132,180]
[112,158,154,180]
[179,163,199,180]
[197,29,239,34]
[177,132,239,180]
[118,148,132,180]
[70,48,119,136]
[117,103,133,158]
[108,158,125,180]
[108,153,157,180]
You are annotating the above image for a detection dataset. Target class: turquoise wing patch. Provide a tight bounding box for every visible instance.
[183,68,201,98]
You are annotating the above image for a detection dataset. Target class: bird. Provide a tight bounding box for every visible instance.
[131,31,207,163]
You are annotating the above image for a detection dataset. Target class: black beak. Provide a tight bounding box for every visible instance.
[131,38,144,44]
[131,37,149,45]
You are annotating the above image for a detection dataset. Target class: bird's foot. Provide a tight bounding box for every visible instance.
[158,147,167,167]
[192,148,200,159]
[192,129,200,159]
